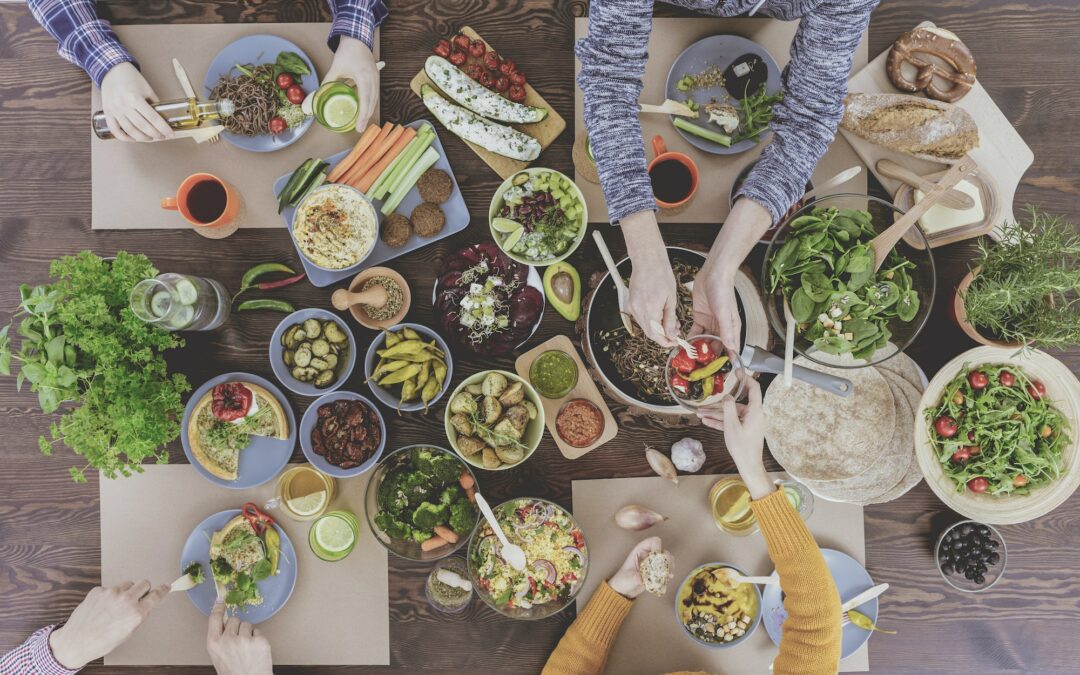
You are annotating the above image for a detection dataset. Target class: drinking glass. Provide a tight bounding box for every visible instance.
[129,273,229,331]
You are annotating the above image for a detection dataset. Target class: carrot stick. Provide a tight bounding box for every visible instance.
[420,535,449,551]
[459,471,475,490]
[466,486,476,503]
[352,127,417,191]
[433,525,459,544]
[327,124,381,183]
[343,123,403,185]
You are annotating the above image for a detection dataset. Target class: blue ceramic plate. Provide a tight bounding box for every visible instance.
[181,373,297,489]
[180,509,298,623]
[761,548,879,660]
[299,390,386,478]
[363,322,454,413]
[203,34,318,152]
[664,35,781,155]
[269,308,357,397]
[272,121,471,287]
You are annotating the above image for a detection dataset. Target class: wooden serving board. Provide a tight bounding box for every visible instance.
[515,335,617,460]
[844,21,1033,240]
[410,26,566,180]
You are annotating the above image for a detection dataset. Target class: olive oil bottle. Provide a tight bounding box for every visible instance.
[91,98,235,140]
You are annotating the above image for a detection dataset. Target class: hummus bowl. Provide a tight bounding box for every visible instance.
[290,183,379,272]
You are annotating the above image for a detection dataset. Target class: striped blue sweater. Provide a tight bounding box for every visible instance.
[577,0,879,224]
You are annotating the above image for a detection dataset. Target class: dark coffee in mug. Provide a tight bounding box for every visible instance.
[649,159,693,205]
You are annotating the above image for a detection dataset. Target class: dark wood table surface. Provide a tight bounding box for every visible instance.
[2,1,1079,672]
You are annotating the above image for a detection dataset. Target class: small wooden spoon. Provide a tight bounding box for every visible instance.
[869,157,974,272]
[876,159,975,210]
[332,286,387,311]
[333,266,411,330]
[639,99,697,117]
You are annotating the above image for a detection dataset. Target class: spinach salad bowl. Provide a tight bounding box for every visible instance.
[760,193,936,370]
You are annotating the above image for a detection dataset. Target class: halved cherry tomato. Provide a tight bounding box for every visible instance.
[510,71,527,86]
[452,34,471,50]
[285,85,305,104]
[508,84,526,103]
[433,39,452,58]
[691,339,717,364]
[934,415,958,438]
[998,370,1015,387]
[1013,474,1029,488]
[967,477,990,493]
[669,373,690,396]
[670,349,695,374]
[951,447,972,463]
[499,58,516,75]
[968,370,989,390]
[469,39,486,58]
[449,49,467,67]
[268,116,287,134]
[276,72,294,89]
[494,76,510,92]
[1028,381,1046,399]
[465,63,484,80]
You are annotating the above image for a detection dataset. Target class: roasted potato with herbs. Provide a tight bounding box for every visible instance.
[447,371,540,470]
[280,318,349,389]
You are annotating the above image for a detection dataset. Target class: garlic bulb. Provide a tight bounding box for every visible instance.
[645,445,679,485]
[614,504,668,531]
[671,437,705,472]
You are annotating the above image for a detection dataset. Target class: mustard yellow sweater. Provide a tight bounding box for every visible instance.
[542,489,842,675]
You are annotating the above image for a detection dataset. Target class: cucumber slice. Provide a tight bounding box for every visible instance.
[150,291,172,317]
[169,305,195,329]
[174,278,199,305]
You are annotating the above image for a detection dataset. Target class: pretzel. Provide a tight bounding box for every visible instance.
[886,28,977,103]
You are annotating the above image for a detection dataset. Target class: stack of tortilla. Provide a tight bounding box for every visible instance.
[762,350,926,505]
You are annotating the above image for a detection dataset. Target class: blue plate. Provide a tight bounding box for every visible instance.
[269,308,357,397]
[273,120,471,287]
[180,509,298,623]
[761,548,879,660]
[363,322,453,413]
[203,34,318,152]
[664,35,781,155]
[299,390,386,478]
[181,373,297,489]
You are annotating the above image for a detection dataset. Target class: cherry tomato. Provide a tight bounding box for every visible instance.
[452,34,471,51]
[998,370,1015,387]
[494,76,510,92]
[968,430,976,442]
[967,477,990,493]
[951,447,972,463]
[952,391,964,405]
[469,39,487,58]
[510,71,527,86]
[968,370,989,390]
[669,373,690,396]
[449,49,467,67]
[276,72,294,89]
[670,349,695,375]
[1013,474,1029,488]
[285,85,305,104]
[968,445,982,456]
[483,51,501,71]
[433,39,452,58]
[479,70,496,89]
[465,63,484,80]
[508,84,527,103]
[1028,381,1046,399]
[934,415,958,438]
[499,58,517,76]
[268,116,287,134]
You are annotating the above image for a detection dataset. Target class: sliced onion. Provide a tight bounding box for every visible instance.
[533,559,557,584]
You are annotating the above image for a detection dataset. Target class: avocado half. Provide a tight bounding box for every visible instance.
[543,262,581,321]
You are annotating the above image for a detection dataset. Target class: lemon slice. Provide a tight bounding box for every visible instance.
[492,217,523,234]
[502,226,525,251]
[287,490,327,517]
[315,514,355,553]
[720,491,752,524]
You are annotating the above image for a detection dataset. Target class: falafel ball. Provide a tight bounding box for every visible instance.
[380,213,412,247]
[411,202,446,238]
[417,169,453,204]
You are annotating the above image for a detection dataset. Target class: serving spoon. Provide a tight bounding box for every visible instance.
[876,159,974,210]
[801,166,862,202]
[475,492,526,572]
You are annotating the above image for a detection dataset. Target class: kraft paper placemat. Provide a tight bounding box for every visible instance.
[573,17,868,224]
[100,464,389,666]
[91,23,378,230]
[571,472,869,673]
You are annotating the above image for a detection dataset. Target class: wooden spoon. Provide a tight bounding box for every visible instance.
[639,99,697,117]
[869,157,974,272]
[331,286,387,311]
[591,229,636,334]
[876,159,975,210]
[801,166,862,202]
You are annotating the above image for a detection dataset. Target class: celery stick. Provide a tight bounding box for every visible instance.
[372,126,433,200]
[381,126,436,199]
[366,145,409,199]
[673,117,732,147]
[381,147,440,215]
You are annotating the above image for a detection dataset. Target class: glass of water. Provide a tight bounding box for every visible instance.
[130,273,229,331]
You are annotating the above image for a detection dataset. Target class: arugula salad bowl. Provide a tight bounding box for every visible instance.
[761,193,936,370]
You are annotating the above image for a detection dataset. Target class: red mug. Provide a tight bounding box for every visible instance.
[647,135,699,209]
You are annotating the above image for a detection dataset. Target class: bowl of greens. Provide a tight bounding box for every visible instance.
[761,193,935,369]
[364,444,480,561]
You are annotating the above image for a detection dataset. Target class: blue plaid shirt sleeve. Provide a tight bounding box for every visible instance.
[27,0,136,88]
[0,625,81,674]
[327,0,388,51]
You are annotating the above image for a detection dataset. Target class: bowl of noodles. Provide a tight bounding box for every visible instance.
[203,34,318,152]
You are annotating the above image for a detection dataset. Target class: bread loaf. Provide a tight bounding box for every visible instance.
[840,93,978,163]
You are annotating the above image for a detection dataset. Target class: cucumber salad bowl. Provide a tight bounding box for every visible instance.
[488,168,588,266]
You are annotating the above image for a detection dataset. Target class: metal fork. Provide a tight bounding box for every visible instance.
[840,583,889,626]
[651,320,697,359]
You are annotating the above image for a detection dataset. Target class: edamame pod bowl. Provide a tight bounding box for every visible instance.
[364,323,454,413]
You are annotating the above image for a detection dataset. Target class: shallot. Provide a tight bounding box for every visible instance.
[614,505,668,531]
[644,444,679,485]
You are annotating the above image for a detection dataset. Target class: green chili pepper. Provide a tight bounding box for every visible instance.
[276,51,311,76]
[235,63,256,78]
[237,299,295,313]
[240,263,295,290]
[689,356,729,382]
[846,610,896,635]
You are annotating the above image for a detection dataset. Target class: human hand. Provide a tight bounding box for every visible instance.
[621,210,679,347]
[206,600,274,675]
[324,36,380,131]
[48,580,169,669]
[608,536,673,600]
[699,378,774,499]
[99,63,174,142]
[691,258,741,352]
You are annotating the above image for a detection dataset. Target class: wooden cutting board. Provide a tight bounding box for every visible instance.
[410,26,566,180]
[844,21,1033,240]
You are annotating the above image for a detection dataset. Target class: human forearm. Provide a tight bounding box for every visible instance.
[27,0,135,87]
[327,0,388,51]
[542,583,632,675]
[708,198,773,278]
[0,625,80,674]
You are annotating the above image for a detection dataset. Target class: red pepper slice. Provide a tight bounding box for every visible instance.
[670,348,696,374]
[241,502,275,535]
[257,272,307,290]
[669,373,690,396]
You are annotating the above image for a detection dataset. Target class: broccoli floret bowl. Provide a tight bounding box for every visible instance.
[364,444,480,561]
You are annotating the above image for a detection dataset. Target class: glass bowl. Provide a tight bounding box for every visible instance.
[363,444,480,562]
[935,520,1007,593]
[663,335,748,411]
[468,497,588,620]
[425,556,474,613]
[760,193,936,369]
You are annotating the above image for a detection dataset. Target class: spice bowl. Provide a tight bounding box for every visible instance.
[425,556,474,613]
[335,266,411,330]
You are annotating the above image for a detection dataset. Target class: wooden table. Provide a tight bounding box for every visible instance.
[1,1,1078,672]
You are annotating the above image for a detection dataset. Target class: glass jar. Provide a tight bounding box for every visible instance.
[129,273,229,331]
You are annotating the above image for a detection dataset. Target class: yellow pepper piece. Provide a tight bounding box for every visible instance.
[264,527,281,576]
[379,363,422,386]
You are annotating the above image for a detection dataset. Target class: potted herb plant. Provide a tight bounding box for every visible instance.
[955,209,1080,349]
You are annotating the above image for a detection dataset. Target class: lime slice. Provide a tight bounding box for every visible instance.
[491,217,523,234]
[321,93,358,129]
[720,491,752,524]
[150,291,172,318]
[315,514,355,553]
[502,226,525,251]
[174,278,198,305]
[287,490,327,517]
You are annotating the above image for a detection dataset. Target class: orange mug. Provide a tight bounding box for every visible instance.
[161,173,240,228]
[647,135,699,210]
